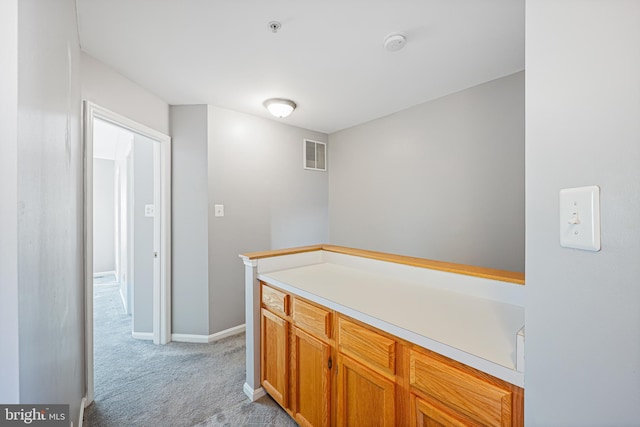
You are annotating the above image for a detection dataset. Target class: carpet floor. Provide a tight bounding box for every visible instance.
[84,283,297,427]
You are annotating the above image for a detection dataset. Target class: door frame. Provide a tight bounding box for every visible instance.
[83,101,172,405]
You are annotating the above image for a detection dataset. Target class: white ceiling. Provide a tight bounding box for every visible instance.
[77,0,524,134]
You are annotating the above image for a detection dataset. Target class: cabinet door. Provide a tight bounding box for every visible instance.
[291,327,331,427]
[411,395,481,427]
[337,354,395,427]
[261,308,289,408]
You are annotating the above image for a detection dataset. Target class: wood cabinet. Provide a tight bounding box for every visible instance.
[260,308,289,407]
[336,316,396,426]
[336,354,396,426]
[411,394,481,427]
[259,281,524,427]
[408,347,522,427]
[291,327,332,427]
[261,283,333,426]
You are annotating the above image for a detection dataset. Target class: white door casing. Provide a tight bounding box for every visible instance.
[83,101,172,405]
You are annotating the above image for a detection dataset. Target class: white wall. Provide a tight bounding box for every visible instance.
[81,52,170,135]
[168,105,328,336]
[207,106,329,333]
[170,105,210,335]
[132,134,155,333]
[93,158,116,273]
[526,1,640,424]
[329,72,525,272]
[0,0,20,404]
[16,0,84,419]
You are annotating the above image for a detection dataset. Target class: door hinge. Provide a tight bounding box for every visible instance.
[328,357,332,370]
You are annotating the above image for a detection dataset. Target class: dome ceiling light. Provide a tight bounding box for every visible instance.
[263,98,297,118]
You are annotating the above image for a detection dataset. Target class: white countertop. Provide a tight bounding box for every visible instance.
[259,261,524,387]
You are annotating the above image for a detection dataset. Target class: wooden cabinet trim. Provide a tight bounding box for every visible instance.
[242,244,524,285]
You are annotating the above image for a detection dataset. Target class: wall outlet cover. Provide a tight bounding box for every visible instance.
[144,204,155,217]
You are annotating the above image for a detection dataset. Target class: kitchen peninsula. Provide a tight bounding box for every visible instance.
[240,245,525,426]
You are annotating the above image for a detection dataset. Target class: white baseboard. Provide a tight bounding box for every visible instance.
[208,324,245,342]
[171,324,246,343]
[132,331,154,340]
[243,382,266,402]
[170,333,209,343]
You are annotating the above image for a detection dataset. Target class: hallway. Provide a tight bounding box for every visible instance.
[84,283,294,426]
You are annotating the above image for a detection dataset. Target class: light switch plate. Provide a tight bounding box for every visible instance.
[559,186,600,251]
[214,204,224,217]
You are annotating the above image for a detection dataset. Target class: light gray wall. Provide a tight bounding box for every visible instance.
[132,135,155,333]
[328,72,525,272]
[81,52,170,135]
[0,0,20,403]
[526,1,640,424]
[170,105,210,335]
[93,158,116,273]
[207,106,328,333]
[16,0,84,419]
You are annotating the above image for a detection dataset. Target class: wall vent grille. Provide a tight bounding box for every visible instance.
[304,139,327,171]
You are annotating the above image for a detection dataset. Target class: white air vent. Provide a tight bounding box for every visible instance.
[304,139,326,171]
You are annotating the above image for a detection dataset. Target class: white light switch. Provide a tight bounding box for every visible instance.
[144,204,155,217]
[559,186,600,251]
[214,204,224,217]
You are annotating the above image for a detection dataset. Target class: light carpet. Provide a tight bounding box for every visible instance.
[84,283,297,427]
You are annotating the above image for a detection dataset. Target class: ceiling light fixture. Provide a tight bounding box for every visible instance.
[263,98,297,118]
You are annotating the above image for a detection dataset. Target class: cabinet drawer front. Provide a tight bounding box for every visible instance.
[338,317,395,377]
[292,298,332,339]
[409,350,512,427]
[412,395,482,427]
[262,283,289,317]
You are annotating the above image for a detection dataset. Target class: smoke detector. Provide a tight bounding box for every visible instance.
[383,33,407,52]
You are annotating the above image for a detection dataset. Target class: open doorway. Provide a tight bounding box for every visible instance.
[84,102,172,405]
[93,119,133,319]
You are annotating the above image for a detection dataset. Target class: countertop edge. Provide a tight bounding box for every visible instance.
[242,244,525,285]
